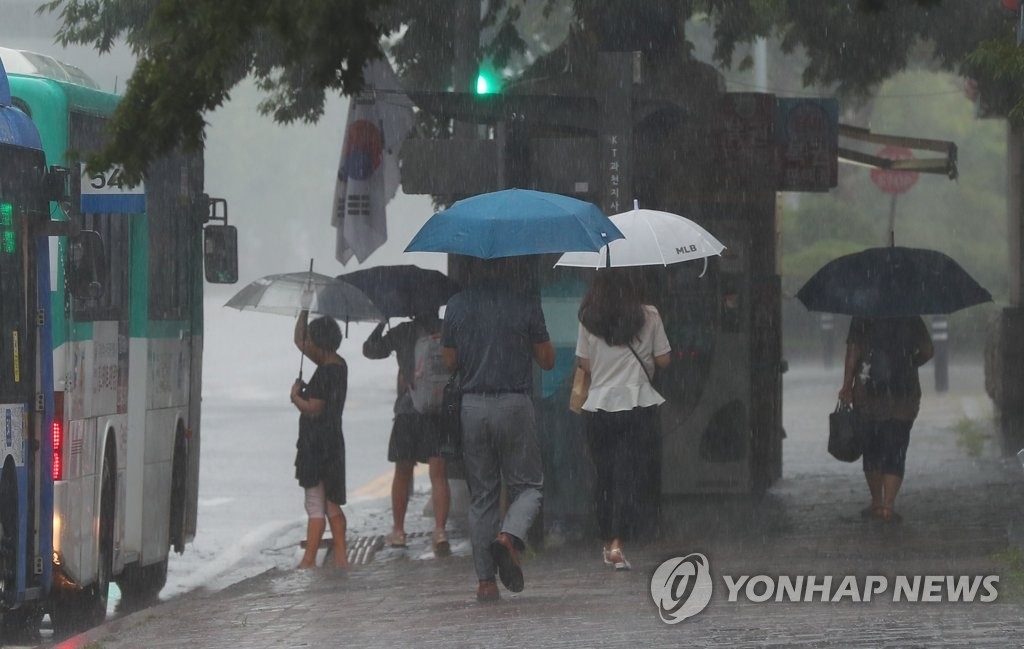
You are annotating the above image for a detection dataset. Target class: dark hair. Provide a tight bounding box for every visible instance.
[578,270,645,346]
[308,316,342,352]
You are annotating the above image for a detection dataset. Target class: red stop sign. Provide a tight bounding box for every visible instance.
[870,145,919,194]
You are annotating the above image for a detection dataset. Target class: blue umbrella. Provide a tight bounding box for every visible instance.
[796,246,992,317]
[404,188,624,259]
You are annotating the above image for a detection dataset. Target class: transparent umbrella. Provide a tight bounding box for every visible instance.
[224,271,382,323]
[225,265,382,378]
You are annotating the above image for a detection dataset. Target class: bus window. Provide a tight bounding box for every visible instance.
[203,225,238,284]
[147,152,200,319]
[68,229,106,302]
[70,213,127,320]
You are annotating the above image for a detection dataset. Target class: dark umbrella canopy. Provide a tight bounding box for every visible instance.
[335,265,459,319]
[796,246,992,318]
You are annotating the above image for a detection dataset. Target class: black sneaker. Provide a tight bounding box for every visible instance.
[489,533,524,593]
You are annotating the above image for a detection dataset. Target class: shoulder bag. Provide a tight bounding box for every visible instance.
[828,400,862,462]
[439,372,463,459]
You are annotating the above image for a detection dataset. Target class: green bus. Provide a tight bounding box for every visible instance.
[1,48,237,634]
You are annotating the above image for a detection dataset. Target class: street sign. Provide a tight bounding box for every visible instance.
[870,145,919,194]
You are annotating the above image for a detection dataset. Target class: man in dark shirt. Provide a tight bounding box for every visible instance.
[441,260,555,602]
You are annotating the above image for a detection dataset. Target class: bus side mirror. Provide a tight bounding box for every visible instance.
[68,230,105,300]
[203,224,238,284]
[45,166,71,203]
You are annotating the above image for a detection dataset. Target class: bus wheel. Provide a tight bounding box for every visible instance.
[50,449,114,636]
[0,460,18,602]
[169,428,188,553]
[115,558,167,613]
[1,605,43,644]
[0,463,40,643]
[118,425,180,612]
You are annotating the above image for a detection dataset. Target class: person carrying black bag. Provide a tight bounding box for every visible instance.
[838,316,933,523]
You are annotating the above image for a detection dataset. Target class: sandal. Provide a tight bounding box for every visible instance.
[607,548,631,571]
[433,530,450,557]
[385,531,407,548]
[860,505,881,519]
[876,507,902,523]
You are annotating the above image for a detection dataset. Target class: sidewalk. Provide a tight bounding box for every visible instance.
[53,364,1024,648]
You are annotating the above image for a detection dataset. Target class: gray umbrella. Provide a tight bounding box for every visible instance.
[225,270,383,380]
[225,271,383,323]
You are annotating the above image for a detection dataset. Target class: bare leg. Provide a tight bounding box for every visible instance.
[881,473,904,514]
[326,505,349,568]
[298,517,325,569]
[391,460,415,535]
[428,457,450,533]
[865,470,884,511]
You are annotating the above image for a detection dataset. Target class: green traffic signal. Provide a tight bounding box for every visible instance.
[0,202,14,254]
[475,61,500,95]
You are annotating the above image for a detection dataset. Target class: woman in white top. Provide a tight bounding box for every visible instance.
[575,270,671,570]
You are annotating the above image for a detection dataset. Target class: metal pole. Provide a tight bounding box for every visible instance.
[931,315,948,393]
[888,193,897,246]
[820,313,835,370]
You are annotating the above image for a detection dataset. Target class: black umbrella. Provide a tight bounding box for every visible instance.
[796,246,992,318]
[334,265,460,319]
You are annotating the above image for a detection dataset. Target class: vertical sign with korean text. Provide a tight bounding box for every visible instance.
[599,53,633,216]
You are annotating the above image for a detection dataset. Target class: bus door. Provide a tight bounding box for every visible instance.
[0,141,51,604]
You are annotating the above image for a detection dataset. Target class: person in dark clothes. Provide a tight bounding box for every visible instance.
[291,309,349,568]
[838,316,933,523]
[441,258,555,602]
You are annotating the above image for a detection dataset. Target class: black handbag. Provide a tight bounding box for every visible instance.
[828,401,862,462]
[439,373,462,459]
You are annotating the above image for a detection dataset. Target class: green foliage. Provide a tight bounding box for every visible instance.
[40,0,391,185]
[38,0,1024,191]
[966,38,1024,121]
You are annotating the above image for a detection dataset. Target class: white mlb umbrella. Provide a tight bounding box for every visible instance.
[554,200,725,269]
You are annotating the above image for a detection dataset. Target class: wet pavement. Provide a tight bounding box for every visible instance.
[49,364,1024,648]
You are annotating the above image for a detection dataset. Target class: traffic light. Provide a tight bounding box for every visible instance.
[475,60,500,95]
[0,201,14,254]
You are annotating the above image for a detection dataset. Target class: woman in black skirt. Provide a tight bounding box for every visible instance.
[291,309,349,568]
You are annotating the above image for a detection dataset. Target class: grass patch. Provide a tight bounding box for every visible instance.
[954,417,986,457]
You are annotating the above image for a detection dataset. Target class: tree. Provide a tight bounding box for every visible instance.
[43,0,1018,183]
[41,0,531,183]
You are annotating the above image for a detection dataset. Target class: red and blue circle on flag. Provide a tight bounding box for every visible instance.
[342,119,383,181]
